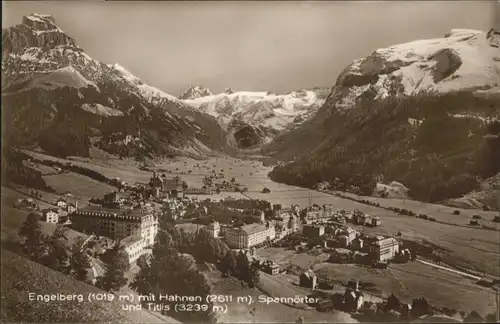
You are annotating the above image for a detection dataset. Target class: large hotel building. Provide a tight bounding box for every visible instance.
[71,206,158,263]
[224,223,276,249]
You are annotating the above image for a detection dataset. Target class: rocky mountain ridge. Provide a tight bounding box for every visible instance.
[321,28,500,117]
[182,87,330,148]
[179,85,213,100]
[2,14,228,158]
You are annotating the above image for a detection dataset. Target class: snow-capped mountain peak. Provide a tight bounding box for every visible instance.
[329,28,500,110]
[179,85,213,100]
[181,88,330,147]
[2,14,228,158]
[107,63,142,84]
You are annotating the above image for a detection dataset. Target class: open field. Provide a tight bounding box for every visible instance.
[337,191,500,230]
[390,262,498,316]
[0,248,178,323]
[18,151,500,276]
[255,247,329,270]
[208,269,357,323]
[42,171,115,200]
[313,262,498,317]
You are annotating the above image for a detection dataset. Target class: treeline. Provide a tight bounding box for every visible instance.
[18,213,92,283]
[269,91,500,203]
[24,154,117,188]
[131,226,260,323]
[1,146,53,191]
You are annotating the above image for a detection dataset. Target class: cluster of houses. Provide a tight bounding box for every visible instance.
[206,206,301,249]
[302,206,381,228]
[13,197,39,211]
[300,221,404,263]
[40,198,78,225]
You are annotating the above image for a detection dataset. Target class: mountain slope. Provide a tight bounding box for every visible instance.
[2,14,228,158]
[0,248,179,323]
[266,29,500,206]
[182,88,329,148]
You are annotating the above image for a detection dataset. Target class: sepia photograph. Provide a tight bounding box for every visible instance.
[1,0,499,323]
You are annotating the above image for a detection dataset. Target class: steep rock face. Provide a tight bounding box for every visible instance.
[179,85,213,100]
[2,14,227,158]
[2,14,78,57]
[182,88,329,148]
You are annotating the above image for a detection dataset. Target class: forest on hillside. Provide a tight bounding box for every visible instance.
[269,91,500,203]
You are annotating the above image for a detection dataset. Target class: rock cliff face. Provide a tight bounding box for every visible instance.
[2,14,78,56]
[179,85,213,100]
[2,14,228,158]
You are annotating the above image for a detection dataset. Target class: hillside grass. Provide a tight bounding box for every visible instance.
[207,268,357,323]
[42,171,114,199]
[0,248,178,323]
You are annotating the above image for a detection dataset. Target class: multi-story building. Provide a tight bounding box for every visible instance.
[150,172,183,198]
[207,221,220,238]
[56,198,67,209]
[42,208,59,223]
[224,223,276,249]
[67,203,78,213]
[71,206,158,247]
[121,235,153,264]
[262,260,280,275]
[370,237,399,261]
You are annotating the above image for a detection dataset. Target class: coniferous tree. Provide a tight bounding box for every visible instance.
[69,236,91,281]
[248,260,261,288]
[18,213,47,260]
[220,250,237,277]
[44,225,70,273]
[96,244,130,292]
[131,231,215,323]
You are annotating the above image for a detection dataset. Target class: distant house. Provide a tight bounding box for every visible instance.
[299,269,317,289]
[103,191,121,208]
[42,208,59,223]
[338,235,350,248]
[344,288,364,312]
[262,260,280,275]
[352,238,364,250]
[67,203,77,213]
[370,237,399,261]
[207,222,220,238]
[371,217,382,227]
[56,198,67,209]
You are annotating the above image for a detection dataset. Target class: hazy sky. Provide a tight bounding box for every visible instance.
[2,1,496,96]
